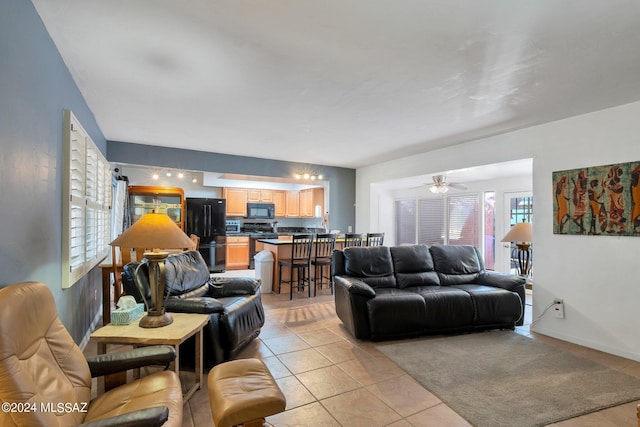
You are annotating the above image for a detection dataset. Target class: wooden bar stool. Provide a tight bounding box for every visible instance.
[365,232,385,246]
[208,358,286,427]
[343,233,363,248]
[311,233,336,296]
[278,234,313,300]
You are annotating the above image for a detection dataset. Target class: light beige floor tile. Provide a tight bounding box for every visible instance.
[321,388,401,427]
[267,402,341,427]
[234,337,275,359]
[261,355,292,379]
[277,347,333,374]
[262,333,311,355]
[366,374,441,417]
[314,339,371,364]
[297,327,345,347]
[275,375,316,410]
[337,354,405,386]
[296,365,362,400]
[406,403,472,427]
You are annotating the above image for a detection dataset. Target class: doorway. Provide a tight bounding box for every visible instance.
[500,192,533,277]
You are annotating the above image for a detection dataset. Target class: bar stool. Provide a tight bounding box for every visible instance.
[311,233,336,296]
[366,232,385,246]
[278,234,313,300]
[343,233,363,248]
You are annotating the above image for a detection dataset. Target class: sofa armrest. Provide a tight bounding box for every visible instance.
[477,271,525,291]
[334,276,376,297]
[78,406,168,427]
[86,346,175,378]
[208,277,261,296]
[165,297,224,314]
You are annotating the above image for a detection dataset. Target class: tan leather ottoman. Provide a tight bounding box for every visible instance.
[208,358,286,427]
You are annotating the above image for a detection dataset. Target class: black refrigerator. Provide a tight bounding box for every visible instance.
[186,198,226,272]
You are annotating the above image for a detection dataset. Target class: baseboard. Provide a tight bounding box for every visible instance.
[532,325,640,363]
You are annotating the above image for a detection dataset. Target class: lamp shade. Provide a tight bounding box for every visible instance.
[501,222,533,243]
[110,213,195,250]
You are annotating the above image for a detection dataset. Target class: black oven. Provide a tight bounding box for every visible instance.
[246,203,275,219]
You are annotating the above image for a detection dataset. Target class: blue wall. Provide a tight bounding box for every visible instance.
[108,141,357,232]
[0,0,106,343]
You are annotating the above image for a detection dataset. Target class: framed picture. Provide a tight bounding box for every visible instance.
[552,161,640,236]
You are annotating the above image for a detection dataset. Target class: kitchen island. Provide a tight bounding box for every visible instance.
[256,237,346,294]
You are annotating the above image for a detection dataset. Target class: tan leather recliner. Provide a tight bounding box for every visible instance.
[0,281,183,427]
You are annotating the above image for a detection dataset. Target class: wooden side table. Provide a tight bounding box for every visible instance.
[90,312,209,402]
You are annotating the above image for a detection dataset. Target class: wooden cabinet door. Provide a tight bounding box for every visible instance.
[273,190,286,217]
[298,188,324,217]
[285,190,300,217]
[299,189,312,217]
[260,190,273,203]
[223,188,248,217]
[226,236,249,269]
[247,189,261,202]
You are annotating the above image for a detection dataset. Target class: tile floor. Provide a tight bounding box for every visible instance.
[88,274,640,426]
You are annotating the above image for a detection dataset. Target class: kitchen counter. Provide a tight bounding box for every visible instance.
[256,237,346,294]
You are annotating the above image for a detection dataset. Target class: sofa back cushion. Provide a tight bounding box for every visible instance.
[343,246,397,288]
[429,245,482,286]
[390,245,440,288]
[164,250,211,295]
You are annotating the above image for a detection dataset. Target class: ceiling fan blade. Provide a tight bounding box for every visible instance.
[448,183,468,190]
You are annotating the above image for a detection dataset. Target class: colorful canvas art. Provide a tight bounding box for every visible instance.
[552,161,640,236]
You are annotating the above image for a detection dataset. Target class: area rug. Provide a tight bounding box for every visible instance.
[376,331,640,427]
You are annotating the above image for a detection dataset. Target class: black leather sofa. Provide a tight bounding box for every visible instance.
[121,250,265,368]
[333,244,525,340]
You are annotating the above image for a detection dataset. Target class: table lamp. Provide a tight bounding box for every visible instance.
[110,213,195,328]
[501,221,533,277]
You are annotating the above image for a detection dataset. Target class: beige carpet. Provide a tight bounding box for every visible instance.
[377,331,640,427]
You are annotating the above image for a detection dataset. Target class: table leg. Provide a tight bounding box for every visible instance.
[101,269,111,325]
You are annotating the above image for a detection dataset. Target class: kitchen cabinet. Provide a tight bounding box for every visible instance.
[226,236,250,270]
[285,191,300,217]
[129,186,185,230]
[247,189,273,203]
[273,190,286,217]
[299,188,324,218]
[223,188,248,217]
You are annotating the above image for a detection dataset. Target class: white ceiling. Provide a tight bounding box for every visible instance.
[33,1,640,169]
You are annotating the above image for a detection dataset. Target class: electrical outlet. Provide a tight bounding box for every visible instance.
[553,298,565,319]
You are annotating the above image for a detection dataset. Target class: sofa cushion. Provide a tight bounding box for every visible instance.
[452,284,522,326]
[343,246,396,288]
[412,286,475,328]
[366,289,427,339]
[429,245,481,286]
[164,251,211,296]
[390,245,440,288]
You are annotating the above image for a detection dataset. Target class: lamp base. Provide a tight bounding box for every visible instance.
[139,311,173,328]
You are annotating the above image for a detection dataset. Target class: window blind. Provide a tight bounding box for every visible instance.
[418,198,445,245]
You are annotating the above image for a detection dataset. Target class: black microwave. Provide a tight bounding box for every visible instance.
[246,203,275,219]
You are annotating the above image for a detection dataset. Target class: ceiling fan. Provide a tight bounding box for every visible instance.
[413,175,468,194]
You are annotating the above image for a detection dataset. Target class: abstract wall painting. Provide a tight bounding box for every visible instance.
[552,161,640,236]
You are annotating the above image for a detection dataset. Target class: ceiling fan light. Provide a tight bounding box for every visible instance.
[430,185,449,194]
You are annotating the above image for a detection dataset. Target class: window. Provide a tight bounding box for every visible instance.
[447,194,479,246]
[394,192,494,262]
[418,198,445,245]
[62,110,111,288]
[395,199,417,245]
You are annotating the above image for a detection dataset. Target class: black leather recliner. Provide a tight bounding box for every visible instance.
[333,244,525,341]
[121,250,265,368]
